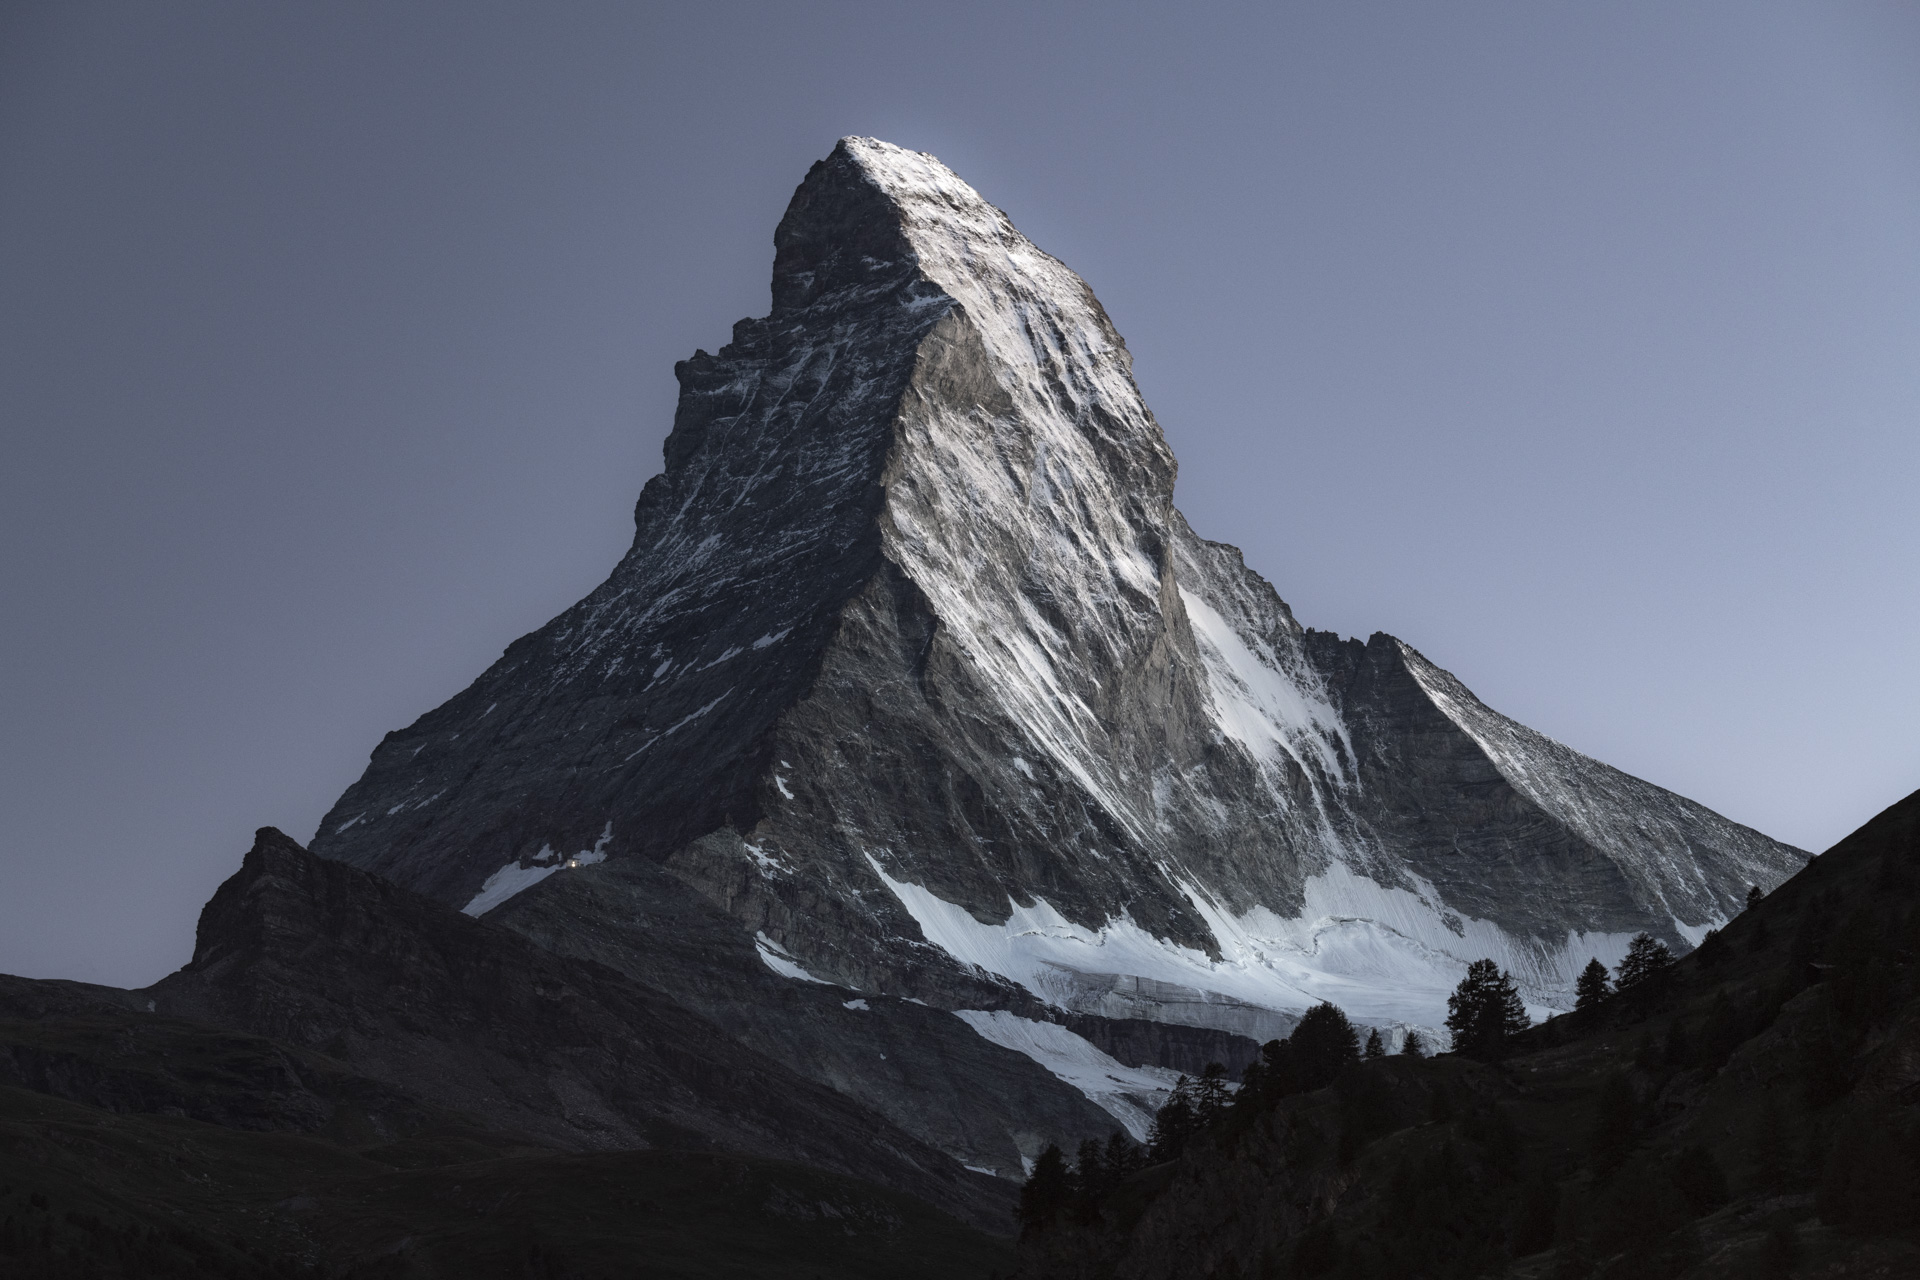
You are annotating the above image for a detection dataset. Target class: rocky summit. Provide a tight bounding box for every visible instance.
[308,137,1802,1173]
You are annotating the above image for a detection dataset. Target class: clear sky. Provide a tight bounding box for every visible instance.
[3,1,1916,986]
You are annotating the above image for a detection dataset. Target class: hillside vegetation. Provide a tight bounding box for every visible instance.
[1015,790,1920,1279]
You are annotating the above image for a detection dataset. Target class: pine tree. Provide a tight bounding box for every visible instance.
[1102,1130,1142,1183]
[1401,1029,1424,1057]
[1016,1144,1071,1233]
[1446,959,1531,1060]
[1147,1078,1198,1162]
[1074,1137,1106,1202]
[1364,1028,1386,1059]
[1258,1036,1302,1101]
[1614,933,1674,991]
[1575,957,1612,1011]
[1192,1062,1230,1126]
[1746,884,1764,912]
[1293,1003,1362,1088]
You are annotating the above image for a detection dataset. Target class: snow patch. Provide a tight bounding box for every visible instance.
[868,851,1591,1034]
[462,862,562,917]
[567,822,613,868]
[843,998,870,1011]
[953,1010,1181,1140]
[743,841,789,876]
[1180,588,1349,784]
[461,825,613,916]
[755,932,831,984]
[664,689,732,736]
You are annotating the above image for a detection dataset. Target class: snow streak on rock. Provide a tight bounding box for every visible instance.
[953,1010,1182,1139]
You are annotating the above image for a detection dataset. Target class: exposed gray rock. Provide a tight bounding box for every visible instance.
[490,850,1123,1177]
[148,828,1014,1229]
[310,137,1803,1155]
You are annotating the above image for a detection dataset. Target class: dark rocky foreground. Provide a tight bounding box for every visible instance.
[0,1084,1008,1279]
[0,829,1015,1276]
[145,828,1009,1224]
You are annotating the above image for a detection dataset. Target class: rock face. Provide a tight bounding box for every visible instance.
[148,828,1014,1228]
[311,138,1802,1163]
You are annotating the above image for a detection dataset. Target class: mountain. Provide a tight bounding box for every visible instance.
[1011,786,1920,1279]
[308,137,1802,1168]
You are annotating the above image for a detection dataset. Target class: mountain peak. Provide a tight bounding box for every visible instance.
[312,142,1802,1150]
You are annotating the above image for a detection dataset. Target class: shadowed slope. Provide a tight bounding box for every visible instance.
[145,827,1012,1231]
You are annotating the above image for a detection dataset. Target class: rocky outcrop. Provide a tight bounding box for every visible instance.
[308,138,1803,1155]
[1057,1015,1261,1078]
[488,849,1127,1177]
[147,828,1015,1229]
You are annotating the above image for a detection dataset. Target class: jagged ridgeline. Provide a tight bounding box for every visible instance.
[311,138,1801,1164]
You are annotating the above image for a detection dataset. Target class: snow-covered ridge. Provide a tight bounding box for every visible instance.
[1399,642,1787,929]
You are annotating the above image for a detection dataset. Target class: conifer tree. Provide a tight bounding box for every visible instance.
[1258,1036,1302,1101]
[1292,1002,1361,1088]
[1746,884,1764,912]
[1364,1028,1386,1058]
[1017,1144,1071,1232]
[1446,959,1531,1060]
[1575,957,1612,1011]
[1614,933,1674,991]
[1102,1130,1142,1182]
[1401,1029,1424,1057]
[1074,1137,1106,1202]
[1147,1078,1198,1162]
[1192,1062,1230,1126]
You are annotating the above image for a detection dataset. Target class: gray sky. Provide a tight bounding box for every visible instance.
[3,1,1916,986]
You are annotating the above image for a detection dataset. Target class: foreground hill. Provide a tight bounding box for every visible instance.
[0,830,1014,1276]
[0,1082,1007,1279]
[1013,787,1920,1279]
